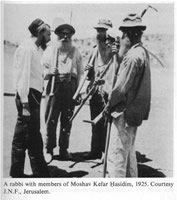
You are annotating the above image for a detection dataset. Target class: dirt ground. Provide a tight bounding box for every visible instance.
[2,35,174,178]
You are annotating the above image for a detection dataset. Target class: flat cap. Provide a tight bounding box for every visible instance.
[55,24,75,35]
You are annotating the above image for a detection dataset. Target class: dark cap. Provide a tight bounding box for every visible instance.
[28,18,45,36]
[119,13,146,31]
[55,24,75,35]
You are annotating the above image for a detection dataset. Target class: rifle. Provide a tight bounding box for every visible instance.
[83,110,103,125]
[72,54,95,101]
[69,57,113,124]
[83,35,120,126]
[82,46,120,177]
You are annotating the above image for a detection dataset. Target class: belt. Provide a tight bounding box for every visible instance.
[55,73,72,83]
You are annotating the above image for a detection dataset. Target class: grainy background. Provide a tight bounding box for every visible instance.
[2,3,174,178]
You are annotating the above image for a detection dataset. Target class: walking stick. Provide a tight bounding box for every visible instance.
[48,47,61,97]
[102,47,119,177]
[103,116,112,177]
[49,76,55,96]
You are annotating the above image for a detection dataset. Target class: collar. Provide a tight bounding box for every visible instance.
[131,42,142,50]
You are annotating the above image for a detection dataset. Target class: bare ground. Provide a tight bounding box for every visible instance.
[3,66,173,178]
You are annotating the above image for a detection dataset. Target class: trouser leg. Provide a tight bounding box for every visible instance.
[126,129,138,177]
[10,96,27,177]
[59,107,74,152]
[90,93,107,154]
[27,89,49,177]
[45,93,61,154]
[58,79,76,152]
[107,114,137,177]
[10,89,49,177]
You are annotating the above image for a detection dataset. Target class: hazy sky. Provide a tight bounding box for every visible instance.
[3,3,174,44]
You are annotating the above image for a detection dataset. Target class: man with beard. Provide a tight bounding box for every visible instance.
[10,19,51,177]
[83,19,115,160]
[105,13,151,177]
[41,20,84,161]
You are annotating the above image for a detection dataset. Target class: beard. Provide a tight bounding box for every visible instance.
[40,36,47,50]
[96,34,107,43]
[60,39,72,51]
[119,37,131,59]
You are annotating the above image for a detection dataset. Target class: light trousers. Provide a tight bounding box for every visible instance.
[107,114,138,177]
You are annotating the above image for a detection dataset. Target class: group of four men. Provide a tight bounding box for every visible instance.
[10,13,151,178]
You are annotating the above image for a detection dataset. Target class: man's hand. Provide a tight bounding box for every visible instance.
[111,42,119,54]
[85,64,93,71]
[103,104,111,117]
[22,103,31,122]
[73,94,82,106]
[95,78,105,85]
[51,68,58,75]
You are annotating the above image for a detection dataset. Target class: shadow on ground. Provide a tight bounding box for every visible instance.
[48,166,88,178]
[136,151,166,177]
[137,164,165,178]
[47,151,166,178]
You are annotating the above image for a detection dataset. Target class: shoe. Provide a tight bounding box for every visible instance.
[45,151,53,164]
[59,150,73,160]
[82,151,102,160]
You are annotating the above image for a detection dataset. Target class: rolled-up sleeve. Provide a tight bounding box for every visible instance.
[76,51,84,86]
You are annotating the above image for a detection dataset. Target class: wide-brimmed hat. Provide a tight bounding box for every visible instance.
[94,19,112,30]
[119,13,146,31]
[28,18,45,36]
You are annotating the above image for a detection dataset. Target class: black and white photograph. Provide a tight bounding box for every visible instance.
[1,1,176,199]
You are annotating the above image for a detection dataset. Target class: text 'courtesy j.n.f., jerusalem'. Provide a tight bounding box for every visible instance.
[3,180,175,195]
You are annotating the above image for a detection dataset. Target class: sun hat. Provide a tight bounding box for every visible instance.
[94,19,112,30]
[119,13,146,31]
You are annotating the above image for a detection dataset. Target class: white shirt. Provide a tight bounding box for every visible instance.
[13,37,44,103]
[41,42,84,86]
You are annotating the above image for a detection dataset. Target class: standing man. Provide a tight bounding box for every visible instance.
[41,20,84,161]
[84,19,115,160]
[105,13,151,177]
[10,19,51,177]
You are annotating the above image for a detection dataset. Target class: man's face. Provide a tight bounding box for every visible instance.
[58,28,73,42]
[37,26,51,50]
[118,31,131,57]
[42,27,51,43]
[121,32,131,46]
[96,28,107,42]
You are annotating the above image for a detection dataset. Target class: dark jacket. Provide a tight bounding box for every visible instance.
[108,43,151,126]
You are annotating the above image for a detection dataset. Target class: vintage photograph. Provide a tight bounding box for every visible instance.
[2,2,174,179]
